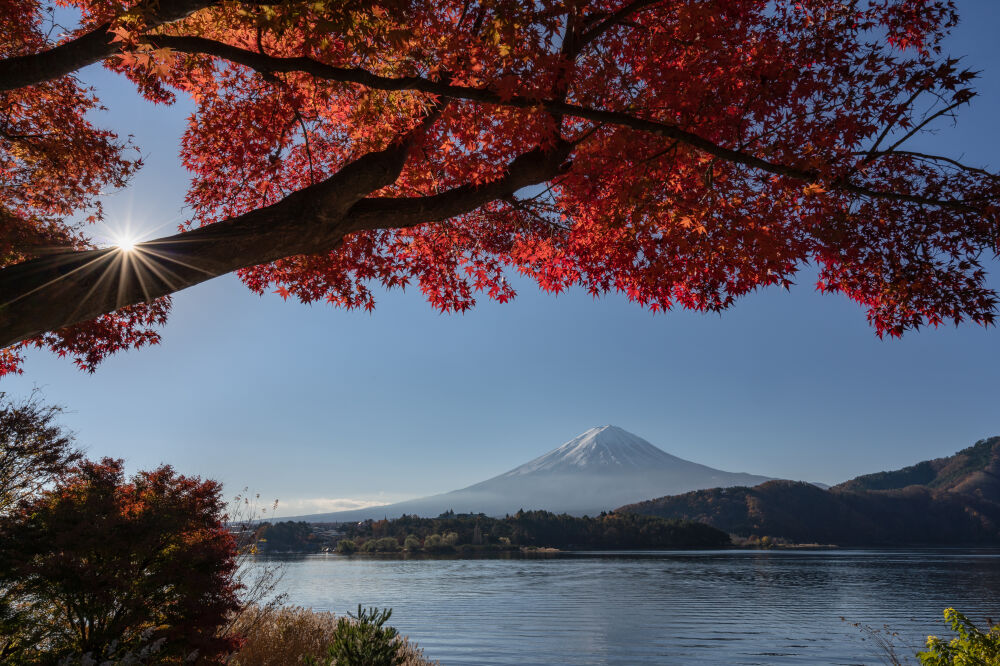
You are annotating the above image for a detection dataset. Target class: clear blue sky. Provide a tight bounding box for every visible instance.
[4,1,998,517]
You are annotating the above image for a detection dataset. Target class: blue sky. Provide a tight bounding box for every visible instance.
[3,1,998,517]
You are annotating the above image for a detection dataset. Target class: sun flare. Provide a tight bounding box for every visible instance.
[109,231,141,253]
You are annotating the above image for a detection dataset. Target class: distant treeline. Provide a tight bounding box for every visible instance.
[253,520,323,552]
[339,509,731,551]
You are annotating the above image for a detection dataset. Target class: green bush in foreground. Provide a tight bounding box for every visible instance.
[305,606,404,666]
[917,608,1000,665]
[228,605,435,666]
[853,608,1000,666]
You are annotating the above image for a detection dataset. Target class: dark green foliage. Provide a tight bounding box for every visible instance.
[305,606,404,666]
[331,606,402,666]
[341,510,730,550]
[335,539,357,554]
[360,537,401,552]
[255,520,320,552]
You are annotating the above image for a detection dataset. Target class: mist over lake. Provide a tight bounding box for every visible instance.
[270,549,1000,665]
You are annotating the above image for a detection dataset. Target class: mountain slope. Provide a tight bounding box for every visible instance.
[287,426,774,522]
[619,436,1000,545]
[835,436,1000,496]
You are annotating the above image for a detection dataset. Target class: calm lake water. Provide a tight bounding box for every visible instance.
[270,550,1000,665]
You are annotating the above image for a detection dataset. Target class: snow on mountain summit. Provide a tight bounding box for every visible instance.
[500,425,687,475]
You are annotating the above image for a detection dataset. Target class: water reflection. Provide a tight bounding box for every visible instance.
[267,550,1000,665]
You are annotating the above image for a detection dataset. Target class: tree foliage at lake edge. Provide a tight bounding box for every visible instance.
[254,510,731,553]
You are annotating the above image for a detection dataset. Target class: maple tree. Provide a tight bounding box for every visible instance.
[0,0,998,374]
[0,457,241,661]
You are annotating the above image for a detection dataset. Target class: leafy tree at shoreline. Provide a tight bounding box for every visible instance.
[0,458,241,662]
[2,0,1000,373]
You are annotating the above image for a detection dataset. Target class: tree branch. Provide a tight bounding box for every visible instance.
[0,136,565,348]
[346,142,572,232]
[146,35,986,212]
[574,0,662,55]
[0,0,271,91]
[855,149,998,179]
[4,19,989,213]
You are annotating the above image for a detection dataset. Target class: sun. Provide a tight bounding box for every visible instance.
[112,234,139,253]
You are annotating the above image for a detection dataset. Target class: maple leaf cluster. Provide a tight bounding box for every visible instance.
[1,0,998,374]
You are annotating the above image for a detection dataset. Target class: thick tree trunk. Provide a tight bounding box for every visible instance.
[0,201,342,347]
[0,133,415,347]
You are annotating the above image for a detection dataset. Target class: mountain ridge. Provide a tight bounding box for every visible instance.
[619,436,1000,545]
[833,436,1000,495]
[283,425,774,522]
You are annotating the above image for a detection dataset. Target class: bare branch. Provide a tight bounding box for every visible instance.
[857,149,998,179]
[883,97,971,156]
[574,0,662,54]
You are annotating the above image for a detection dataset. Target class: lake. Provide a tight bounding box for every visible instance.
[270,549,1000,665]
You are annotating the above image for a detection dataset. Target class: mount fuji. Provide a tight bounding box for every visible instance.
[288,425,774,521]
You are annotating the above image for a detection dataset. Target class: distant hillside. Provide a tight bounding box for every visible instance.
[835,436,1000,496]
[619,436,1000,546]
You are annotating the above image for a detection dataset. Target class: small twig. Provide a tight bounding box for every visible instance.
[293,108,316,184]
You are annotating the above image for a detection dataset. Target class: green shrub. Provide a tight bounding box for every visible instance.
[403,535,422,552]
[917,608,1000,665]
[423,532,458,552]
[228,605,436,666]
[335,539,357,554]
[360,537,400,553]
[313,606,404,666]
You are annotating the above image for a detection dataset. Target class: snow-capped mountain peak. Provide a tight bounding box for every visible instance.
[283,425,776,521]
[500,425,686,475]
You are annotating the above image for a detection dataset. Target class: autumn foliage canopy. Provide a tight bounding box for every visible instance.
[0,0,998,373]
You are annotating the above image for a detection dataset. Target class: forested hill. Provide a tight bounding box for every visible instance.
[618,437,1000,546]
[834,436,1000,496]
